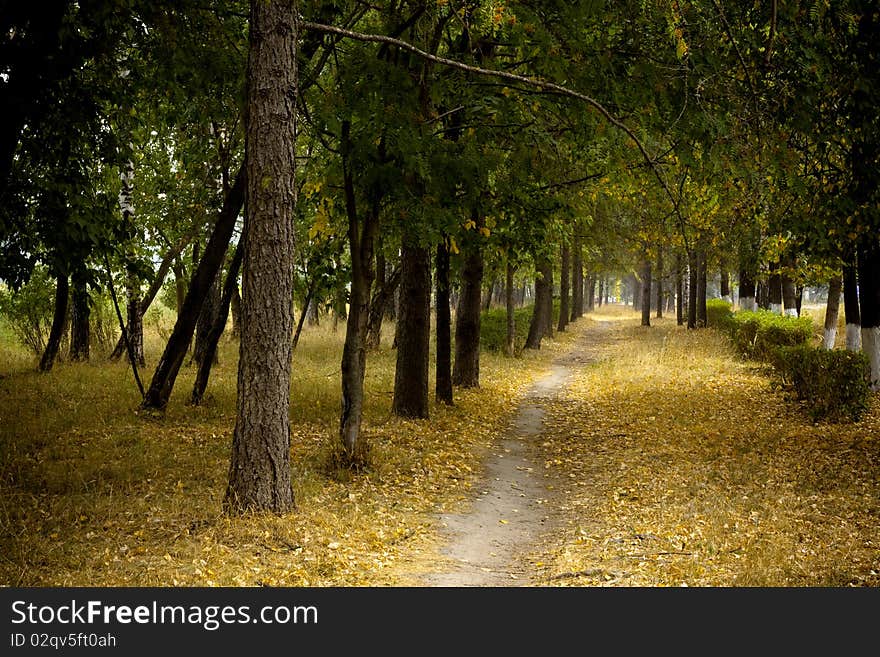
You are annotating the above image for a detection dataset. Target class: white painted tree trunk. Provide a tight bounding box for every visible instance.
[784,307,798,317]
[823,327,837,350]
[846,324,862,351]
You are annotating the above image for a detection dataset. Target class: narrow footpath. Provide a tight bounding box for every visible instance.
[419,321,609,586]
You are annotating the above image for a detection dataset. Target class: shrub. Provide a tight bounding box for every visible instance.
[0,267,56,356]
[726,310,813,360]
[706,299,734,329]
[478,299,561,353]
[771,345,871,422]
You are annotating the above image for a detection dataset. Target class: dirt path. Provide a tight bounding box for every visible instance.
[419,321,609,586]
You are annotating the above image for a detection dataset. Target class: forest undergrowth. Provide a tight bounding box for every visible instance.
[1,306,878,586]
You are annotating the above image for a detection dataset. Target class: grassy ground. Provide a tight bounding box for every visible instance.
[0,309,577,586]
[534,308,880,586]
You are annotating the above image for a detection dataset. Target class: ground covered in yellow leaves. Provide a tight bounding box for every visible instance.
[2,307,878,587]
[533,309,880,587]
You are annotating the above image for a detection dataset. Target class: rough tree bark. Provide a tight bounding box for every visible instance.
[452,217,483,388]
[435,240,453,404]
[224,0,297,515]
[843,255,861,351]
[393,241,431,418]
[524,255,551,350]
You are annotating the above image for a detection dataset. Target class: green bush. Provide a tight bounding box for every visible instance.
[726,310,813,360]
[706,299,734,329]
[771,345,871,422]
[479,299,560,353]
[0,267,55,356]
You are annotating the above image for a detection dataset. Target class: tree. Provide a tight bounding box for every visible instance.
[224,0,297,515]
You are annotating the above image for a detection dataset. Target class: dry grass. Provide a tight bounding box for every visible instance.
[533,307,880,587]
[0,310,577,586]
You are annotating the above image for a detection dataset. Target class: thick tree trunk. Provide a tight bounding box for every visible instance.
[640,258,651,327]
[524,256,551,350]
[224,0,297,515]
[452,229,483,388]
[858,239,880,389]
[571,236,583,320]
[676,254,684,325]
[69,270,90,361]
[823,274,842,350]
[39,273,69,372]
[739,267,756,312]
[435,240,453,404]
[843,255,861,351]
[505,258,516,357]
[655,249,663,319]
[191,241,243,405]
[393,241,431,418]
[557,244,570,332]
[782,268,798,317]
[141,165,245,410]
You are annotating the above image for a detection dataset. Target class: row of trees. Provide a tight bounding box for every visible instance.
[1,0,878,512]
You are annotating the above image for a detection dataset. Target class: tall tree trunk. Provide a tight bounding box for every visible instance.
[571,235,583,320]
[823,274,842,350]
[141,165,245,410]
[696,251,707,327]
[39,273,69,372]
[435,240,453,404]
[739,267,756,311]
[687,253,697,329]
[452,222,484,388]
[69,269,90,361]
[393,241,431,418]
[524,256,551,350]
[505,257,516,357]
[586,275,595,311]
[640,257,651,327]
[224,0,297,515]
[655,248,663,319]
[191,241,244,405]
[676,254,684,326]
[768,261,783,314]
[598,277,604,307]
[557,243,570,332]
[858,239,880,390]
[843,254,861,351]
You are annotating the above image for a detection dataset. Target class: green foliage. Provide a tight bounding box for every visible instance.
[771,345,871,422]
[0,268,56,356]
[706,299,734,329]
[479,299,561,353]
[725,310,814,361]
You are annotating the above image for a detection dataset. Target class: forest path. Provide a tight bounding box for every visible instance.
[418,319,610,586]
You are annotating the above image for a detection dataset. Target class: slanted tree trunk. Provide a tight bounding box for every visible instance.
[524,255,551,350]
[858,239,880,390]
[191,240,243,405]
[435,240,453,404]
[557,243,570,332]
[452,222,483,388]
[69,269,90,361]
[571,235,583,320]
[141,165,245,410]
[843,255,861,351]
[823,274,842,350]
[192,270,222,366]
[393,241,431,418]
[224,0,297,515]
[173,259,187,316]
[640,257,652,327]
[505,257,516,357]
[655,248,663,319]
[40,272,69,372]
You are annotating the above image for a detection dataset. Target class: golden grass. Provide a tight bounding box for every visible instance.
[0,312,578,586]
[534,310,880,587]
